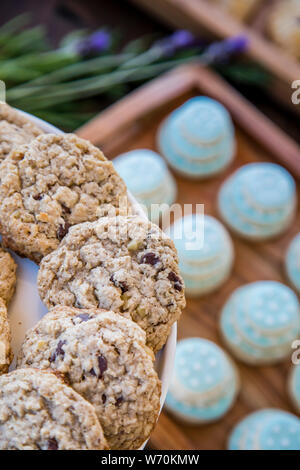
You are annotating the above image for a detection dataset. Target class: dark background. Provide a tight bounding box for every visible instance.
[1,0,298,140]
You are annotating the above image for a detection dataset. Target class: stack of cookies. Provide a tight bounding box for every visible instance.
[0,103,186,450]
[228,409,300,450]
[170,214,234,297]
[165,338,239,424]
[220,281,300,365]
[158,97,235,179]
[218,163,296,240]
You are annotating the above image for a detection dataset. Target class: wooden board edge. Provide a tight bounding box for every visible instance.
[77,63,300,179]
[130,0,300,86]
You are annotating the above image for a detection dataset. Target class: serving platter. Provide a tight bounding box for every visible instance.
[130,0,300,114]
[77,63,300,449]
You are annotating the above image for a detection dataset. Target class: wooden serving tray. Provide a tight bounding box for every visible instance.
[77,64,300,450]
[130,0,300,114]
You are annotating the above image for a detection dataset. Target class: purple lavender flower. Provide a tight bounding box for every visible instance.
[202,35,249,64]
[155,29,201,57]
[77,30,111,57]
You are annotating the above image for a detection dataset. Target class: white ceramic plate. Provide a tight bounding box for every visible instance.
[8,110,177,447]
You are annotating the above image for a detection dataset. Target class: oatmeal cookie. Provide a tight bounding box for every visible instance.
[37,215,185,352]
[0,247,17,305]
[0,103,43,163]
[268,0,300,59]
[0,368,108,450]
[0,297,12,374]
[18,306,161,450]
[0,133,129,263]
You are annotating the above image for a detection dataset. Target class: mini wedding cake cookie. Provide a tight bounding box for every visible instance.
[158,97,235,179]
[114,149,177,223]
[218,163,296,240]
[228,409,300,450]
[165,338,239,424]
[220,281,300,365]
[169,214,234,297]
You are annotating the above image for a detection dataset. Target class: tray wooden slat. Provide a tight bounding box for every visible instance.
[130,0,300,86]
[130,0,300,115]
[77,64,300,450]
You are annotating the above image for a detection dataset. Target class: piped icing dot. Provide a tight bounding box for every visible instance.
[165,338,239,424]
[169,214,234,297]
[220,281,300,365]
[158,96,235,179]
[218,163,296,241]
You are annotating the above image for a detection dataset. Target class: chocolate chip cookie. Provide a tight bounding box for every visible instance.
[37,215,185,352]
[0,133,129,263]
[0,103,43,162]
[0,297,12,374]
[18,306,161,450]
[0,247,17,305]
[0,368,108,450]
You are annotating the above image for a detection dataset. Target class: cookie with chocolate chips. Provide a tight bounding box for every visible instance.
[18,306,161,450]
[37,215,185,352]
[0,133,129,263]
[0,103,43,163]
[0,368,108,449]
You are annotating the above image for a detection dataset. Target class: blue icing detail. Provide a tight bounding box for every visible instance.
[218,179,290,238]
[177,97,232,143]
[158,97,235,177]
[235,163,295,210]
[245,282,299,332]
[228,410,280,450]
[166,383,236,422]
[163,113,233,161]
[113,149,167,194]
[286,233,300,292]
[221,282,300,361]
[231,172,294,226]
[258,411,300,450]
[170,214,232,263]
[173,338,231,393]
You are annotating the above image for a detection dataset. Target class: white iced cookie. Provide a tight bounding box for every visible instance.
[228,409,300,450]
[114,149,177,223]
[165,338,239,424]
[169,214,234,297]
[220,281,300,365]
[158,97,235,179]
[218,163,296,241]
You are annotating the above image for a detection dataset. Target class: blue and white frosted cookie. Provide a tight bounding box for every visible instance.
[228,409,300,450]
[113,149,177,223]
[220,281,300,365]
[285,233,300,293]
[158,97,235,179]
[165,338,239,424]
[218,163,296,240]
[289,365,300,414]
[169,214,234,297]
